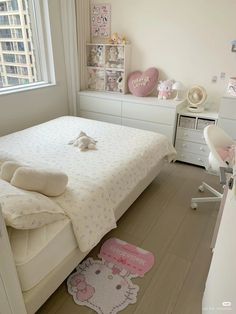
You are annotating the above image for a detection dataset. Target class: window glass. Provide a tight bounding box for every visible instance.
[0,0,54,90]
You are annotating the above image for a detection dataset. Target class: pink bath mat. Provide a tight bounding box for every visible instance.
[67,238,154,314]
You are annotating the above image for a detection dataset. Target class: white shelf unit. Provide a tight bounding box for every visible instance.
[175,109,218,167]
[78,91,185,143]
[218,96,236,140]
[86,43,131,94]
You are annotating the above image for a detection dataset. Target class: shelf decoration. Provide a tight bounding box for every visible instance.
[227,77,236,97]
[128,67,159,97]
[86,43,131,94]
[91,3,111,38]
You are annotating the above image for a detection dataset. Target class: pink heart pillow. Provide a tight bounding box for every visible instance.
[128,67,159,97]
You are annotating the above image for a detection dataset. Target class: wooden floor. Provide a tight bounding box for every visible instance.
[37,162,221,314]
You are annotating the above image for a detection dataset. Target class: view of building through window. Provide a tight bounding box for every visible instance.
[0,0,39,88]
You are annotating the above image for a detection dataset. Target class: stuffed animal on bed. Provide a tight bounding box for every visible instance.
[68,131,97,151]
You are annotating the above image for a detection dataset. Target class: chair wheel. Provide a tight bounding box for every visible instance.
[191,203,197,210]
[198,185,204,192]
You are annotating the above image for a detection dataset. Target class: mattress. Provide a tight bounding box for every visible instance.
[8,161,164,293]
[7,219,76,292]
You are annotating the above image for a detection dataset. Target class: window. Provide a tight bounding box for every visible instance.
[0,29,12,38]
[1,41,14,51]
[16,54,26,63]
[7,76,19,85]
[12,28,23,38]
[6,65,18,74]
[0,16,9,25]
[0,2,7,12]
[3,53,16,63]
[9,14,21,25]
[17,42,24,51]
[0,0,55,92]
[8,0,19,11]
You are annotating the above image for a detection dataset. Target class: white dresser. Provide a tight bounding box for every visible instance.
[218,96,236,140]
[175,109,218,167]
[78,91,185,143]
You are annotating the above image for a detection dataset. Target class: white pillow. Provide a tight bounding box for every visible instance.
[0,179,66,229]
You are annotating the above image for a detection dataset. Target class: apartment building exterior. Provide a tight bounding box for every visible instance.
[0,0,38,88]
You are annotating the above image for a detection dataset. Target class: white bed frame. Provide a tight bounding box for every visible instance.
[0,160,164,314]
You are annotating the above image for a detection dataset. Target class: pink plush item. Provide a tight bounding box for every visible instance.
[217,145,235,162]
[128,67,159,97]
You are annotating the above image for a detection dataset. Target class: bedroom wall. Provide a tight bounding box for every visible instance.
[92,0,236,109]
[0,0,69,136]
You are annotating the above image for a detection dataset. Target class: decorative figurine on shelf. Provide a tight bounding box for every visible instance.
[107,72,118,91]
[117,46,124,60]
[157,80,174,100]
[109,46,118,62]
[96,45,103,66]
[88,70,96,90]
[95,72,104,91]
[117,73,124,93]
[108,32,129,45]
[89,47,99,66]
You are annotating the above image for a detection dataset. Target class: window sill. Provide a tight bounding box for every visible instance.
[0,82,56,96]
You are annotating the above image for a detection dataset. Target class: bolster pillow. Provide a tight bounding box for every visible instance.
[11,167,68,197]
[0,161,22,182]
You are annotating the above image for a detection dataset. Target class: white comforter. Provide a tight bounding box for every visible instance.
[0,116,176,252]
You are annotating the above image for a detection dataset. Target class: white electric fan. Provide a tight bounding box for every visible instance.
[187,86,207,113]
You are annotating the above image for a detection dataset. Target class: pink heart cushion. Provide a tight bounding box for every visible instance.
[128,67,159,97]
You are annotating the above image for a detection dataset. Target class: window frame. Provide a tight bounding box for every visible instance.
[0,0,55,95]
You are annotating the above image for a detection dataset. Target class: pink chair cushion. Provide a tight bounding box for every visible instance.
[217,146,235,162]
[128,67,159,97]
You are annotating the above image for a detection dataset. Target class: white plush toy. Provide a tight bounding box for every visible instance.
[68,131,97,151]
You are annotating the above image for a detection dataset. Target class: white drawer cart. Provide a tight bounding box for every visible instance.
[175,109,218,167]
[218,95,236,140]
[78,91,185,143]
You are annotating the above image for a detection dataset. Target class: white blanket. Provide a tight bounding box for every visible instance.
[0,116,176,252]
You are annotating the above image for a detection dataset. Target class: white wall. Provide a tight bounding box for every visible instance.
[92,0,236,108]
[0,0,69,136]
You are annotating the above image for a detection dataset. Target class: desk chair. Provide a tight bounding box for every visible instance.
[191,125,234,209]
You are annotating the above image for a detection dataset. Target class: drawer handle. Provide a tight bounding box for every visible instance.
[200,146,205,152]
[182,144,187,148]
[181,154,185,158]
[198,158,203,162]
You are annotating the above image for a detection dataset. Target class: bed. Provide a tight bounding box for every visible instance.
[0,116,176,313]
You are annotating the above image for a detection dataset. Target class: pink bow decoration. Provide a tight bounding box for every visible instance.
[70,274,95,301]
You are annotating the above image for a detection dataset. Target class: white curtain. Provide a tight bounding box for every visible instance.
[76,0,90,91]
[60,0,79,115]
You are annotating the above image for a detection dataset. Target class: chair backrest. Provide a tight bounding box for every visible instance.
[204,125,234,173]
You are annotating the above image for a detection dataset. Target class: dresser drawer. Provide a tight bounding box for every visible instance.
[177,151,208,167]
[79,96,122,116]
[176,128,205,144]
[80,111,122,125]
[175,139,209,156]
[122,118,174,141]
[122,101,175,125]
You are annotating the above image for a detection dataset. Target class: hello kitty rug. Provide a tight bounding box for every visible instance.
[67,238,154,314]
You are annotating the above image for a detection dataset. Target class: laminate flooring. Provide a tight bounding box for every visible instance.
[37,162,220,314]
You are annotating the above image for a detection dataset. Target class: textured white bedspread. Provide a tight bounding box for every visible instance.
[0,116,176,252]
